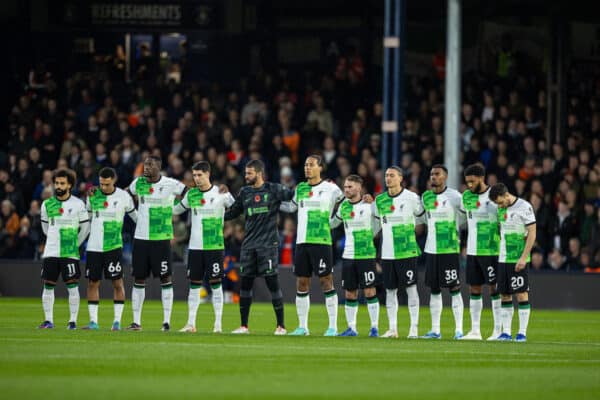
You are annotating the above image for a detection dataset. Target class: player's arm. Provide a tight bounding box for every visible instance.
[224,190,244,220]
[280,201,297,213]
[371,204,382,236]
[330,206,342,229]
[413,194,426,225]
[516,204,537,272]
[127,179,139,208]
[125,193,138,223]
[41,201,48,236]
[173,191,189,216]
[174,179,188,203]
[415,196,427,225]
[362,193,374,204]
[77,205,91,246]
[275,183,295,202]
[223,192,235,209]
[280,183,300,213]
[454,193,467,229]
[85,197,93,219]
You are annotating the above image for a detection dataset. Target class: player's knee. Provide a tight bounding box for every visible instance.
[470,285,482,295]
[501,294,512,302]
[265,275,281,293]
[111,279,124,289]
[450,284,461,292]
[65,279,78,285]
[160,276,172,284]
[240,289,253,298]
[319,274,334,292]
[364,287,377,298]
[240,276,254,291]
[515,292,528,302]
[209,278,222,285]
[430,289,442,295]
[296,277,310,292]
[345,290,358,300]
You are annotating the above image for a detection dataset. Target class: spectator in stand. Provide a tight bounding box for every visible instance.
[548,248,567,271]
[551,200,579,254]
[566,237,584,272]
[279,110,300,165]
[306,94,333,137]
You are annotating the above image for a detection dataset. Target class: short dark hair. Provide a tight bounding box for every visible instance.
[53,168,76,187]
[489,183,509,201]
[387,166,403,176]
[146,155,162,166]
[431,164,448,174]
[346,174,363,186]
[246,159,265,174]
[464,164,485,177]
[99,167,117,180]
[192,161,211,173]
[307,155,323,167]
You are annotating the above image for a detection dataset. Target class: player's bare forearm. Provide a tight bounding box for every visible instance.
[517,224,536,271]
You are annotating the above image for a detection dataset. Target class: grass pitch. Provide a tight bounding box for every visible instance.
[0,297,599,399]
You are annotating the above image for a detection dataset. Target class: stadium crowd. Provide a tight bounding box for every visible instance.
[2,52,600,272]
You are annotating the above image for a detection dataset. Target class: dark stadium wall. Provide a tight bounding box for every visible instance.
[1,260,599,309]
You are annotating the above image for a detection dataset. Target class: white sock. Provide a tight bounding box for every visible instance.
[42,285,55,323]
[367,296,380,329]
[67,285,80,323]
[518,303,531,336]
[406,285,420,331]
[296,292,310,330]
[325,291,338,330]
[491,295,502,333]
[211,284,223,329]
[132,284,145,325]
[161,284,174,324]
[88,302,99,323]
[502,302,514,335]
[451,291,464,333]
[187,287,201,327]
[469,295,483,333]
[386,289,398,331]
[345,300,358,331]
[430,293,442,333]
[114,301,124,323]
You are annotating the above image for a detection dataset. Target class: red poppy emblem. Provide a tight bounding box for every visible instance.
[201,199,206,205]
[254,195,261,202]
[103,201,109,208]
[350,211,355,218]
[390,205,395,211]
[149,187,154,194]
[434,201,439,208]
[309,191,313,197]
[476,201,481,208]
[504,213,508,220]
[59,208,64,214]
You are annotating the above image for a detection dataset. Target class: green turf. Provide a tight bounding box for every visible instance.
[0,297,599,400]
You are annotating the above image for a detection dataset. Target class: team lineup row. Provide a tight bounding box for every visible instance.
[37,155,536,342]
